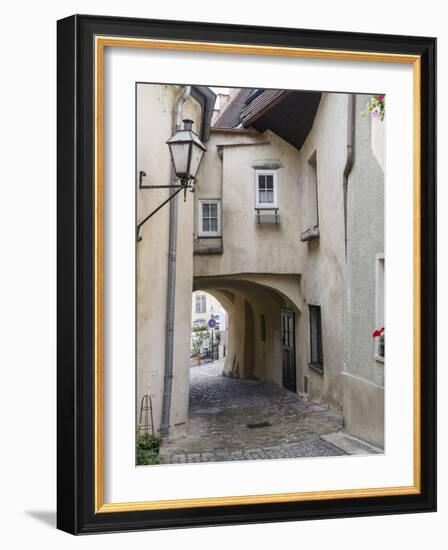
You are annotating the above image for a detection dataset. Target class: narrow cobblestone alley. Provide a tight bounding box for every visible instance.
[160,360,350,464]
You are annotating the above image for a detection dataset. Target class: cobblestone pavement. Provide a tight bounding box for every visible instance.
[160,360,347,464]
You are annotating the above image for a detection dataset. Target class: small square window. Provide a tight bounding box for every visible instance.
[195,294,206,313]
[255,170,278,208]
[198,200,221,237]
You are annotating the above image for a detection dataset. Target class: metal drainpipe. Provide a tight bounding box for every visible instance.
[161,85,192,438]
[343,94,355,259]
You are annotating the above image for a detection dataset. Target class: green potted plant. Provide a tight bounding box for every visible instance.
[191,325,208,365]
[136,425,162,465]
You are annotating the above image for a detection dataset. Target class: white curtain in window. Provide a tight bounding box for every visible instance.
[202,202,218,232]
[258,175,274,204]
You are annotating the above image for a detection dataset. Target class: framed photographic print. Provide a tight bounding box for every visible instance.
[57,14,436,534]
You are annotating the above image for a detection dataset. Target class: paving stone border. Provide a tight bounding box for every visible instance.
[161,434,346,464]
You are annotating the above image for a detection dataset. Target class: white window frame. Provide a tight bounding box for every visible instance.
[374,253,385,363]
[195,294,206,314]
[254,169,278,209]
[198,199,222,237]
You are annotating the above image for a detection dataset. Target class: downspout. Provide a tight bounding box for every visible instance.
[161,85,191,438]
[343,94,355,259]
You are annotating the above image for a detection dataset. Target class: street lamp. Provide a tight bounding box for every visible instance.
[166,119,207,185]
[137,119,207,241]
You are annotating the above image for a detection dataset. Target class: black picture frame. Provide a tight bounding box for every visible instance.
[57,14,436,535]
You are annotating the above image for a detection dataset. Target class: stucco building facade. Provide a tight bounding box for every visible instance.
[137,84,385,448]
[343,99,385,447]
[136,84,215,437]
[194,91,350,409]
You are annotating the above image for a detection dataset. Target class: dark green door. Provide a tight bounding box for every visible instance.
[281,310,296,392]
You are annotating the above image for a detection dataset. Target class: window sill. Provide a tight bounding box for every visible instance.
[194,241,223,255]
[374,354,385,364]
[255,208,280,224]
[308,362,324,375]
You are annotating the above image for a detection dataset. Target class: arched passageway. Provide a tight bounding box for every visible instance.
[193,274,302,391]
[159,274,349,462]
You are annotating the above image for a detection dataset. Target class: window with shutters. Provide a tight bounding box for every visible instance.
[308,305,324,374]
[198,199,221,237]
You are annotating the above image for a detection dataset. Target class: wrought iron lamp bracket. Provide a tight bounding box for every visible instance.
[137,171,195,241]
[139,170,185,190]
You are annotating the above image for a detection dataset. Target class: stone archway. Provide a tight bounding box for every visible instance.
[162,272,346,463]
[193,274,303,387]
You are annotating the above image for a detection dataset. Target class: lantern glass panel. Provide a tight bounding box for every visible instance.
[169,141,190,178]
[188,142,205,179]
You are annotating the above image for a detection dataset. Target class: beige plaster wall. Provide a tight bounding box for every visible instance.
[294,93,348,410]
[136,84,202,436]
[194,128,303,276]
[342,372,385,448]
[341,94,385,447]
[345,94,385,387]
[194,94,349,412]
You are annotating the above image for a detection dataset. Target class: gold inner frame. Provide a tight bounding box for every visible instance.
[94,36,421,513]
